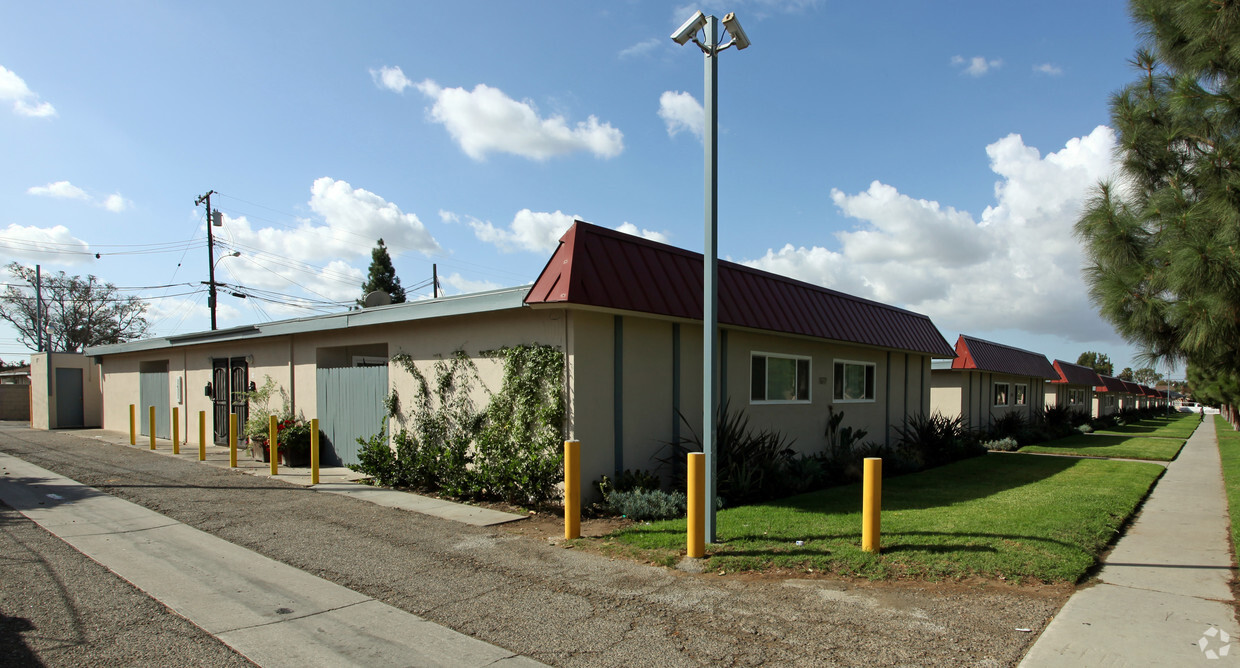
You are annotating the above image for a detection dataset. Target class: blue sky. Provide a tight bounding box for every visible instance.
[0,2,1159,375]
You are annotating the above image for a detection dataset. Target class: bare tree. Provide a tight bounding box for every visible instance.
[0,262,151,352]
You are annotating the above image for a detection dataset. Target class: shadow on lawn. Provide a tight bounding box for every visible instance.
[1095,425,1158,434]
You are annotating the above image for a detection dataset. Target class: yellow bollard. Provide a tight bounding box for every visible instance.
[269,415,278,476]
[564,440,581,540]
[172,407,180,455]
[129,404,136,445]
[149,406,156,450]
[862,457,882,553]
[229,413,238,468]
[198,411,206,461]
[687,452,705,559]
[310,418,320,485]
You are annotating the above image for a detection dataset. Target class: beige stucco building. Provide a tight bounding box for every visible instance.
[29,352,103,429]
[930,335,1057,432]
[84,222,957,488]
[1043,359,1101,416]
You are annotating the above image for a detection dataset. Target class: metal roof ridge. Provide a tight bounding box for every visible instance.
[570,220,941,322]
[959,334,1050,359]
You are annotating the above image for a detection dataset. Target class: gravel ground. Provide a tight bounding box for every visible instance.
[0,499,254,667]
[0,424,1067,667]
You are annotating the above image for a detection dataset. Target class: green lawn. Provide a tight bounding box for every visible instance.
[1094,413,1202,439]
[1019,434,1185,461]
[599,454,1163,583]
[1214,415,1240,559]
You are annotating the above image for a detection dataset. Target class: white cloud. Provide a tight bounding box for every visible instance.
[658,90,704,139]
[616,222,669,244]
[0,224,92,265]
[0,65,55,117]
[952,55,1003,77]
[467,210,670,253]
[307,177,441,255]
[213,177,438,301]
[745,126,1121,343]
[438,209,460,223]
[102,193,131,213]
[28,181,133,212]
[415,79,624,160]
[370,65,414,93]
[440,272,504,295]
[27,181,88,200]
[619,38,662,59]
[1034,63,1063,76]
[470,209,577,253]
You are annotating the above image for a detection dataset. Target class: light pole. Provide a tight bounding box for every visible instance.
[672,10,750,543]
[202,251,241,323]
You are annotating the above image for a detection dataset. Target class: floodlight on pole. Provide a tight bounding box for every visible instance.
[671,9,749,544]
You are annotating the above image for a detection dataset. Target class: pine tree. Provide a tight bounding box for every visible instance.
[1076,351,1115,376]
[359,239,406,306]
[1076,0,1240,405]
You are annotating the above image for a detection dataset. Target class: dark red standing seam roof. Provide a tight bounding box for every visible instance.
[946,335,1057,379]
[524,221,957,357]
[1051,360,1105,387]
[1094,375,1129,393]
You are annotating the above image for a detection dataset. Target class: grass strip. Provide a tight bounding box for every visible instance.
[1214,415,1240,559]
[1094,413,1202,439]
[601,453,1162,583]
[1019,434,1184,461]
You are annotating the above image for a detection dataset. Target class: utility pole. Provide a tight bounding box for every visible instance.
[432,263,440,298]
[34,264,42,353]
[195,190,217,330]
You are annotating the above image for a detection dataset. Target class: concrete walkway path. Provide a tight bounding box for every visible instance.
[0,450,543,668]
[1020,416,1239,666]
[73,427,526,527]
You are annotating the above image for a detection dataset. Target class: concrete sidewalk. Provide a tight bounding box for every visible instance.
[0,450,544,668]
[1020,417,1239,666]
[74,427,526,527]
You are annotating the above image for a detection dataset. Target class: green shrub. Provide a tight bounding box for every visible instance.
[1078,423,1095,434]
[982,436,1020,452]
[660,399,797,506]
[351,427,400,487]
[473,344,566,506]
[594,469,661,500]
[989,412,1026,441]
[607,488,687,521]
[895,412,983,469]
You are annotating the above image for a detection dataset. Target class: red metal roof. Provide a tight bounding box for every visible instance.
[947,335,1057,379]
[1050,360,1104,387]
[1094,375,1129,393]
[524,221,956,357]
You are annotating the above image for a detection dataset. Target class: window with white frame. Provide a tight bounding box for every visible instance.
[750,353,811,403]
[1014,383,1028,406]
[833,360,875,402]
[994,382,1010,406]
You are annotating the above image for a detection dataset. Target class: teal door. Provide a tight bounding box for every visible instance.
[139,362,170,438]
[54,368,83,428]
[316,365,388,466]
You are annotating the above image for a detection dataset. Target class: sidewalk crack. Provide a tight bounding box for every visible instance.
[216,598,372,634]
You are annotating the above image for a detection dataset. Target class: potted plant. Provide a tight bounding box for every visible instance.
[276,418,313,467]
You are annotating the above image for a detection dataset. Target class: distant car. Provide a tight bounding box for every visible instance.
[1177,401,1200,413]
